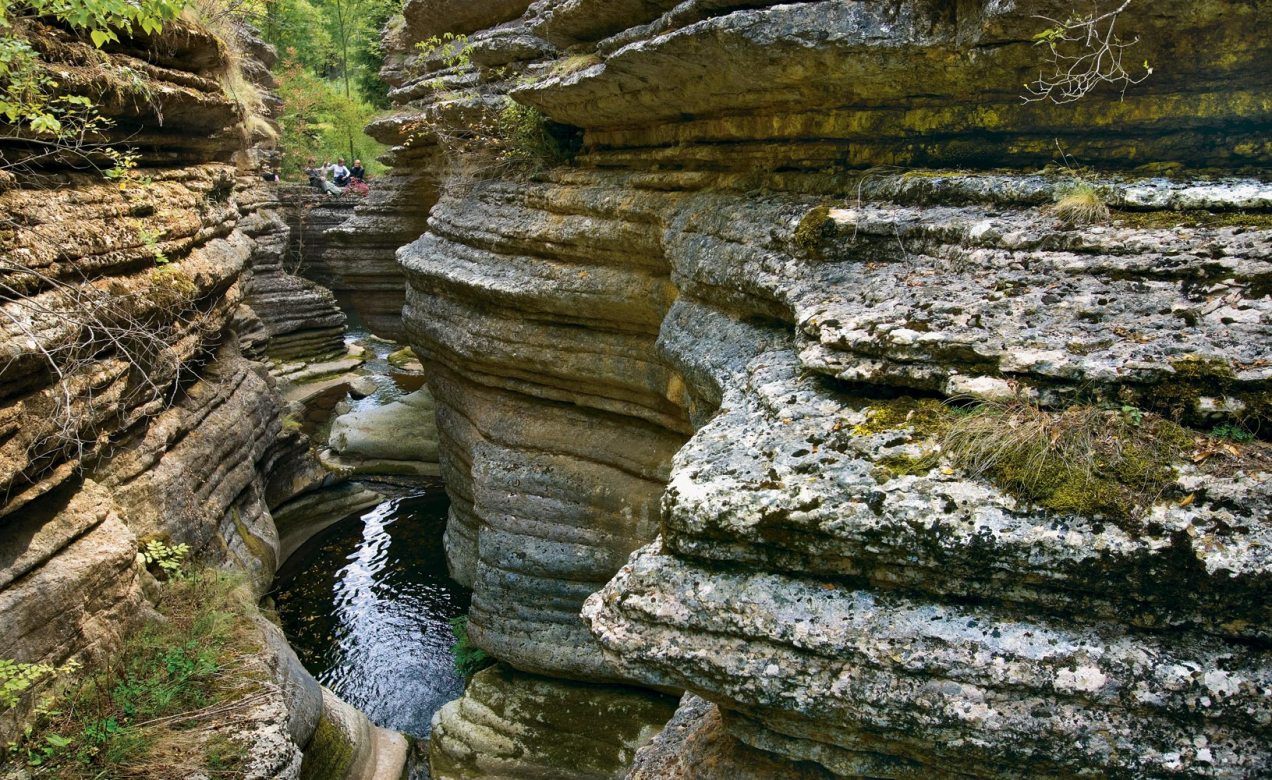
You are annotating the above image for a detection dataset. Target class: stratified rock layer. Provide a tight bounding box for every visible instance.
[380,0,1272,776]
[428,663,675,780]
[0,17,394,775]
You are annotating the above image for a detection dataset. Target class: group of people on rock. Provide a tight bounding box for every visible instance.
[260,157,369,196]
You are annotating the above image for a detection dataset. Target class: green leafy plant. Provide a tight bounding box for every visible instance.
[415,32,470,69]
[141,539,190,577]
[134,225,169,265]
[1212,423,1255,443]
[448,616,491,679]
[1,658,80,711]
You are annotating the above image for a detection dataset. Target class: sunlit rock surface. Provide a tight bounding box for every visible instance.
[0,17,386,773]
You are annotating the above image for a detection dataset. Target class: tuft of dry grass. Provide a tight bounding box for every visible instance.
[942,401,1191,521]
[1049,183,1110,226]
[549,53,602,78]
[182,0,276,145]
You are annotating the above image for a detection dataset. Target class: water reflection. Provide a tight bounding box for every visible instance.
[274,492,469,737]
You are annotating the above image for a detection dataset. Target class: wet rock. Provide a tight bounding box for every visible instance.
[300,688,409,780]
[325,387,441,477]
[429,663,675,779]
[348,375,381,398]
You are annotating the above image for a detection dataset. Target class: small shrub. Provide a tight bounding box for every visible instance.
[448,617,491,679]
[497,100,578,171]
[1212,422,1255,443]
[1050,183,1109,226]
[140,539,189,578]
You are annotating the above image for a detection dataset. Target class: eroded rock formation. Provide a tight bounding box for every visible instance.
[380,0,1271,777]
[0,17,400,777]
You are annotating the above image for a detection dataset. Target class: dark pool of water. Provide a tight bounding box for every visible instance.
[273,492,470,737]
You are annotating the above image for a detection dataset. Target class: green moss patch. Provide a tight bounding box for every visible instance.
[299,715,355,780]
[851,397,955,437]
[793,204,835,258]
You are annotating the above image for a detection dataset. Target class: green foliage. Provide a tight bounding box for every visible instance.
[273,51,385,178]
[1,571,260,777]
[140,539,189,576]
[0,0,185,49]
[1,0,180,165]
[497,99,576,170]
[448,616,491,679]
[1212,423,1255,443]
[259,0,395,107]
[415,32,470,68]
[1,659,80,711]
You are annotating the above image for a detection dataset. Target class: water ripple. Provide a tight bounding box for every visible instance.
[273,492,470,737]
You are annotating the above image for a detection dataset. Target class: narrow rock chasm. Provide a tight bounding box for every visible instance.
[2,1,1270,779]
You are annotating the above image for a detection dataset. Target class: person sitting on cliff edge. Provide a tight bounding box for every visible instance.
[305,157,343,196]
[332,158,351,187]
[350,159,366,182]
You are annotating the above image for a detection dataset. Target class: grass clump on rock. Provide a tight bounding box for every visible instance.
[942,401,1191,521]
[1,569,263,778]
[1049,182,1110,226]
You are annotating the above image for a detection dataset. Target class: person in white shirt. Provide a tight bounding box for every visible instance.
[332,158,351,187]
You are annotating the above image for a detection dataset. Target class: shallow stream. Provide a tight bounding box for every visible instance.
[273,492,469,737]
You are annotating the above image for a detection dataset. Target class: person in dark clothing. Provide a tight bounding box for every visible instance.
[350,159,366,181]
[261,166,280,182]
[304,158,342,195]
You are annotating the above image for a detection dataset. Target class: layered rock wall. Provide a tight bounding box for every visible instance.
[0,18,378,774]
[384,0,1271,777]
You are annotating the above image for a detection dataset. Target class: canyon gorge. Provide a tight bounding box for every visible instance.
[2,0,1270,778]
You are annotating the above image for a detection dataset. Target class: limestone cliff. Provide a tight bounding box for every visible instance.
[0,15,390,776]
[381,1,1271,777]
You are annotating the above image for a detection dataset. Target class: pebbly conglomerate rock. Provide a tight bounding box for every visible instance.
[381,0,1272,776]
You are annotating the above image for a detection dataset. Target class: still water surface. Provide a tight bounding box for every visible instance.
[273,492,469,737]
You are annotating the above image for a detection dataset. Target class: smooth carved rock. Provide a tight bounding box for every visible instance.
[428,663,675,780]
[300,688,409,780]
[425,365,681,680]
[95,346,320,593]
[627,694,838,780]
[0,482,147,672]
[401,0,533,44]
[325,387,442,476]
